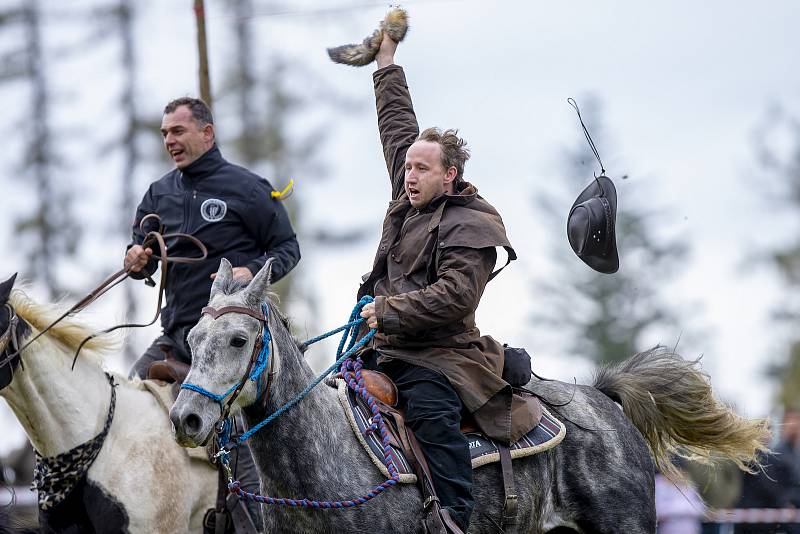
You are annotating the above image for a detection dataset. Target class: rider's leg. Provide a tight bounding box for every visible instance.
[128,326,194,379]
[128,334,173,379]
[228,437,264,531]
[380,360,474,532]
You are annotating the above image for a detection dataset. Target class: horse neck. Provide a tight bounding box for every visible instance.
[242,320,366,495]
[1,333,113,457]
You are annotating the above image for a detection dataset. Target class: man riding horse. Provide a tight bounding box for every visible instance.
[353,32,540,533]
[124,97,301,532]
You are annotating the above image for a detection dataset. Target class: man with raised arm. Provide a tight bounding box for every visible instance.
[356,34,539,532]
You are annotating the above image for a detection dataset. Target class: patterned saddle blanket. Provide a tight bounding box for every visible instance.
[330,378,566,484]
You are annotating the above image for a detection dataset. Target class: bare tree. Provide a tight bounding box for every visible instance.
[12,0,81,299]
[115,0,145,363]
[218,0,364,319]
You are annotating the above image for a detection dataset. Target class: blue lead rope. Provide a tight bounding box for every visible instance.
[182,296,397,509]
[218,295,406,508]
[232,295,376,446]
[223,353,401,509]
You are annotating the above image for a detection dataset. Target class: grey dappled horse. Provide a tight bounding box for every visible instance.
[171,259,769,533]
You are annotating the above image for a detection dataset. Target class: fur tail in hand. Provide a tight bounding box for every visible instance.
[593,347,770,482]
[327,8,409,66]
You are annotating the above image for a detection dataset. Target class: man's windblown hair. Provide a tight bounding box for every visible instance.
[418,127,471,187]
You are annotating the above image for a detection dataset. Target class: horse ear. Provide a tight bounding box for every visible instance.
[210,259,233,301]
[0,274,17,305]
[244,258,274,306]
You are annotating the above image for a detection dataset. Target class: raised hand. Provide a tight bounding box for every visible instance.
[375,31,399,69]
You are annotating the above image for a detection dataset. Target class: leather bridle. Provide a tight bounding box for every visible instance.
[198,305,276,422]
[0,304,22,390]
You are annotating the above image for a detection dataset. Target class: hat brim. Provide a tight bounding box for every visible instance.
[569,175,619,274]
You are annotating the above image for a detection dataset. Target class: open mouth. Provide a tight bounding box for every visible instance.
[407,187,420,199]
[170,149,185,161]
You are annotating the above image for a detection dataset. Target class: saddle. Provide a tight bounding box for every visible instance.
[146,345,190,384]
[351,369,563,534]
[361,369,480,433]
[357,370,468,533]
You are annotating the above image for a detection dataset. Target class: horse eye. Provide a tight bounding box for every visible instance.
[230,336,247,348]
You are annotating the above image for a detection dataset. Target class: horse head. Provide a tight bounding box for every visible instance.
[0,273,18,334]
[171,258,281,448]
[0,274,21,390]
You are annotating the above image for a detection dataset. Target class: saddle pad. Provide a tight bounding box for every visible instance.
[332,378,566,483]
[466,406,565,468]
[139,378,213,464]
[332,378,418,484]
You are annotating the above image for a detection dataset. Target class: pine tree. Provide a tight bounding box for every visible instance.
[757,107,800,409]
[532,97,691,365]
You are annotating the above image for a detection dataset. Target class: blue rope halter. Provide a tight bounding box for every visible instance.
[180,303,272,406]
[231,296,375,446]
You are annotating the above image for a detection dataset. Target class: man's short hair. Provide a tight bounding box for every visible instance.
[163,97,214,127]
[417,127,471,185]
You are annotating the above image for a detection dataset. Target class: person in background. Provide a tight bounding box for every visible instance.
[655,468,706,534]
[124,96,301,532]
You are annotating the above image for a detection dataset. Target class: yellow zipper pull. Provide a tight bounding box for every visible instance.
[271,179,294,200]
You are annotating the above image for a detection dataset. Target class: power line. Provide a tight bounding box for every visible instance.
[207,0,465,21]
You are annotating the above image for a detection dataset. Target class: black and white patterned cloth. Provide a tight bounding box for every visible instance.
[32,373,117,511]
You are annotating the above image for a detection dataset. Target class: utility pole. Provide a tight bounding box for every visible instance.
[194,0,212,106]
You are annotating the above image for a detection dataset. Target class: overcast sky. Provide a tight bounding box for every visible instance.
[1,0,799,452]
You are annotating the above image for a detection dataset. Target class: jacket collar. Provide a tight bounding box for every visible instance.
[179,144,225,182]
[420,181,478,212]
[447,181,478,206]
[424,181,479,232]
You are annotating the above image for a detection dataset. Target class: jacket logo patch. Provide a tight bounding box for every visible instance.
[200,199,227,222]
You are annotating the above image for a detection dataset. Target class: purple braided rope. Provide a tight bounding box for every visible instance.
[228,356,401,508]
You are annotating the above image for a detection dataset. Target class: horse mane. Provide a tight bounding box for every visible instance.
[9,288,123,359]
[236,288,305,354]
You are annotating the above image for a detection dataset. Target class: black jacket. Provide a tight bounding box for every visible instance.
[129,145,300,331]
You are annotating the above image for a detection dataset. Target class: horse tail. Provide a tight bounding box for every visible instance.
[592,346,770,482]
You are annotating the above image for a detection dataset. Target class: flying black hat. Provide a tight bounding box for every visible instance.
[567,175,619,274]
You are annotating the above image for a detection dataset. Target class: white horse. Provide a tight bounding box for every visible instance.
[0,274,217,533]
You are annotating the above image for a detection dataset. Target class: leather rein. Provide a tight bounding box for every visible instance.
[0,214,208,377]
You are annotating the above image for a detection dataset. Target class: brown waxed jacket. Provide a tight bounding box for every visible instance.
[357,65,540,444]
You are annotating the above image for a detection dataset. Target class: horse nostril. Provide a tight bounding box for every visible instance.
[183,413,203,434]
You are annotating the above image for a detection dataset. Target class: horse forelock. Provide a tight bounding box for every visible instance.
[9,289,122,359]
[214,283,295,336]
[217,276,250,296]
